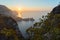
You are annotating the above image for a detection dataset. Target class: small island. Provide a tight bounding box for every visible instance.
[15,17,35,21]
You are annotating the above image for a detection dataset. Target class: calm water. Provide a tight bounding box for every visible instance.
[17,11,49,38]
[22,11,48,22]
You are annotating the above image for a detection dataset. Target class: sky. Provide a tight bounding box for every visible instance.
[0,0,60,11]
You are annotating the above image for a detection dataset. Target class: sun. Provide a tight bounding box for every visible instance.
[11,7,22,11]
[17,7,23,12]
[17,8,22,18]
[18,8,22,11]
[10,7,22,18]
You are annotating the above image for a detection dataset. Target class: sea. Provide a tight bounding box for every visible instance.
[17,11,49,38]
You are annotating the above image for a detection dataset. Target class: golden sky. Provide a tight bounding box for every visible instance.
[9,6,52,12]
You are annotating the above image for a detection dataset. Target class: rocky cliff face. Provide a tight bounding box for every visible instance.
[0,5,24,40]
[51,5,60,14]
[0,5,18,19]
[0,14,24,40]
[43,5,60,40]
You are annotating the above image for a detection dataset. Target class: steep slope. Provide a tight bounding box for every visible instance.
[0,5,24,40]
[0,14,24,40]
[0,5,18,19]
[51,5,60,14]
[26,5,60,40]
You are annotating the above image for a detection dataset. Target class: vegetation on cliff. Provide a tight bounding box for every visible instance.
[0,14,24,40]
[26,5,60,40]
[0,6,25,40]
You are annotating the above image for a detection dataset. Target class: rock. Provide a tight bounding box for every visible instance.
[51,5,60,14]
[0,5,24,40]
[0,5,18,19]
[0,13,24,40]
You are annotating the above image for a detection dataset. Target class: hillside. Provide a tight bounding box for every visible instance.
[0,13,24,40]
[26,5,60,40]
[0,5,18,19]
[0,5,26,40]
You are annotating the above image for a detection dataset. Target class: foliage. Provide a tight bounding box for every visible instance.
[0,14,24,40]
[26,5,60,40]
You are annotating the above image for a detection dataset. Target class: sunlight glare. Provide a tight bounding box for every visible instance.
[17,8,22,18]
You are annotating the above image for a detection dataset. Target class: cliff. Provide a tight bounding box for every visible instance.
[0,5,24,40]
[0,14,24,40]
[51,5,60,14]
[26,5,60,40]
[0,5,18,20]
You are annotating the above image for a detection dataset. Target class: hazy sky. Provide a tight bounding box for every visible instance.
[0,0,60,20]
[0,0,60,11]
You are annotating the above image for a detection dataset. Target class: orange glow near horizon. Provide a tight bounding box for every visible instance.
[9,6,51,12]
[10,7,22,18]
[17,8,22,18]
[8,6,52,18]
